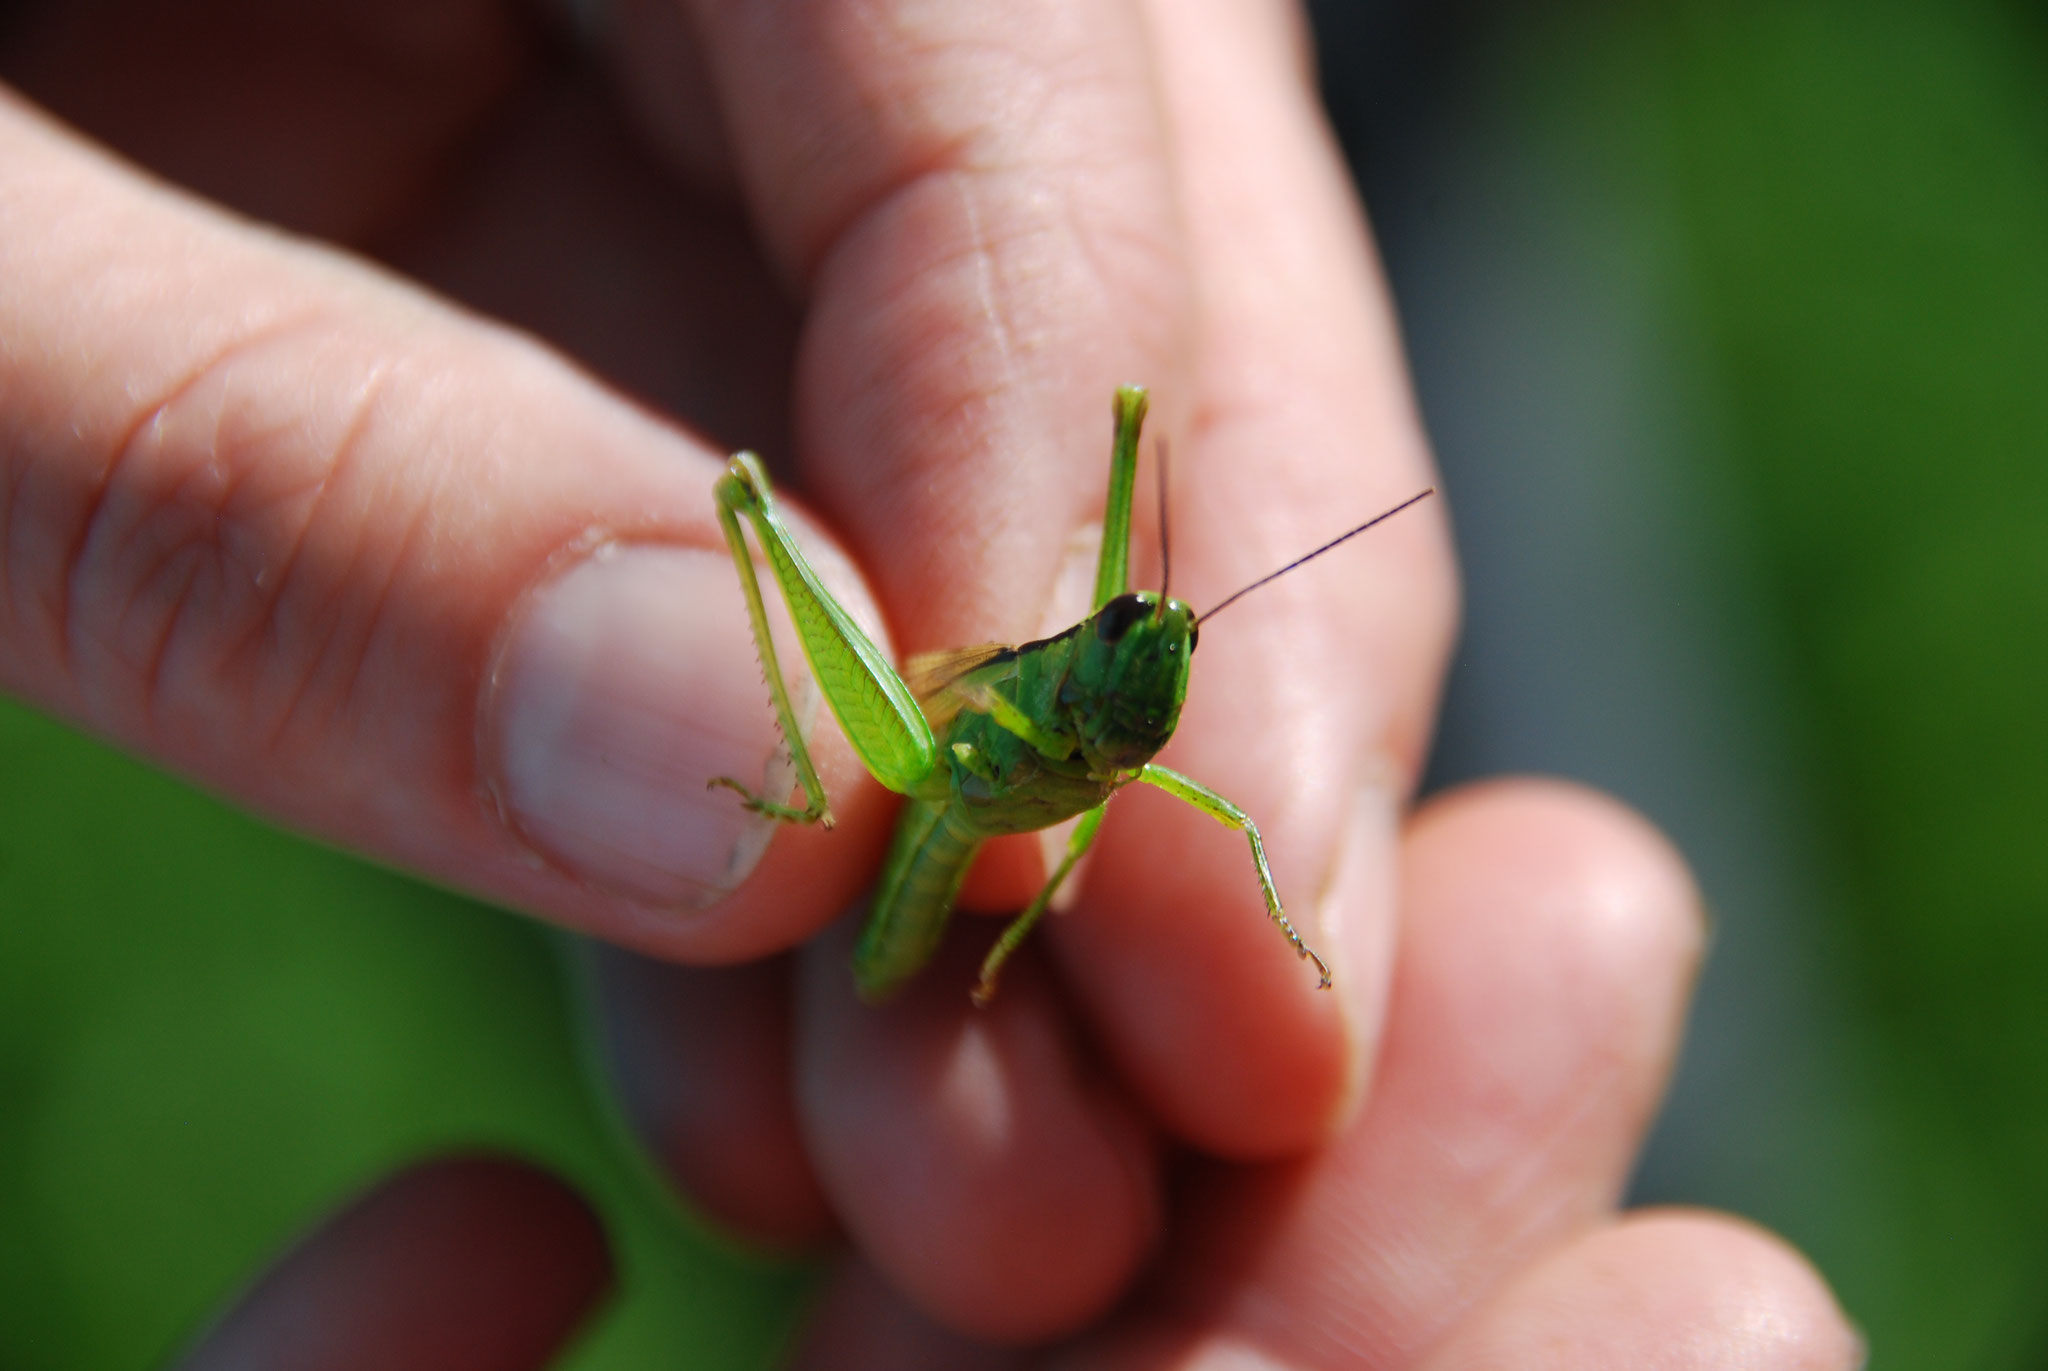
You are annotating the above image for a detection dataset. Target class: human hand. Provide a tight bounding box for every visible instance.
[1,0,1855,1361]
[173,790,1858,1370]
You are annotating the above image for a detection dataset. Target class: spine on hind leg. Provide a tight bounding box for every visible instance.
[853,798,982,1001]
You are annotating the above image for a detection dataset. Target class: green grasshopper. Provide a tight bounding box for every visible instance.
[712,385,1432,1004]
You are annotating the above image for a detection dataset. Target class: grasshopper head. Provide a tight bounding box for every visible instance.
[1071,591,1197,770]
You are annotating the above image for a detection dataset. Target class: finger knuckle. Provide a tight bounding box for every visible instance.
[59,316,412,760]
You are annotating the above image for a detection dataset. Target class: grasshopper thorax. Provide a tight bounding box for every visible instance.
[1065,590,1197,771]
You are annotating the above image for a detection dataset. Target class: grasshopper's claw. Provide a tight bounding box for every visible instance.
[706,776,835,828]
[970,947,1013,1010]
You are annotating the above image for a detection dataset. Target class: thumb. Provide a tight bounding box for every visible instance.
[0,91,888,961]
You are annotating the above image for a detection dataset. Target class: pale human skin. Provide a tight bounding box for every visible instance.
[1,0,1859,1365]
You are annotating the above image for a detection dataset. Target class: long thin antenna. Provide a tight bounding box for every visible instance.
[1199,487,1436,624]
[1156,437,1173,602]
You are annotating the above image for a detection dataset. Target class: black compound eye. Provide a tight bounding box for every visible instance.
[1188,622,1200,654]
[1096,593,1151,643]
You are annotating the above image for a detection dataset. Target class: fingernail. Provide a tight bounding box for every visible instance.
[483,543,802,908]
[1318,771,1400,1132]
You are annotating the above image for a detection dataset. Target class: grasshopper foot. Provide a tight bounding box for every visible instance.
[969,960,1004,1010]
[706,775,835,828]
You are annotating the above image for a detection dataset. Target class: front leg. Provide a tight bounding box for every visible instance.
[978,690,1075,761]
[708,484,833,825]
[710,452,940,827]
[1137,765,1333,989]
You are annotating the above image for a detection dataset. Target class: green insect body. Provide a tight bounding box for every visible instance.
[855,587,1196,999]
[713,385,1422,1004]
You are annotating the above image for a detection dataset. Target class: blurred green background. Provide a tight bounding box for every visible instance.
[4,0,2045,1366]
[1320,0,2048,1365]
[0,698,812,1368]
